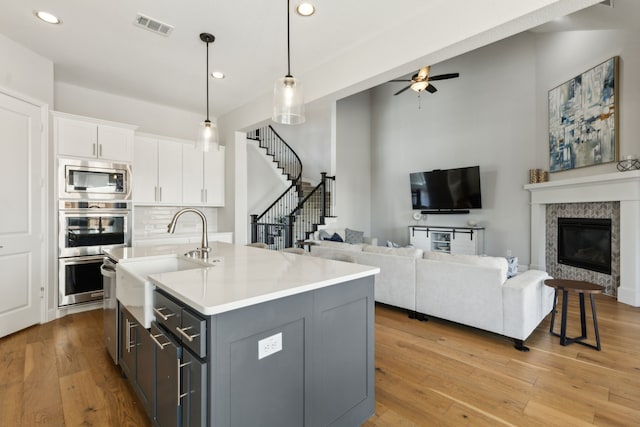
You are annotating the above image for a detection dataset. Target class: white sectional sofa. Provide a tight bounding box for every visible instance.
[310,242,554,350]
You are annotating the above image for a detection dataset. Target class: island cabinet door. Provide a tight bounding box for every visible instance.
[151,322,181,427]
[181,350,207,427]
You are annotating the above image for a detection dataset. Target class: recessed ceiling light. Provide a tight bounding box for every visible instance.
[296,3,315,17]
[34,10,61,25]
[211,71,225,79]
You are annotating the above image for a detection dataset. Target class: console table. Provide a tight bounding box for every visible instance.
[409,225,485,255]
[545,279,602,351]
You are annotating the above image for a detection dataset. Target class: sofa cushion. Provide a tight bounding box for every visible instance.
[315,240,365,252]
[363,245,423,258]
[424,251,508,282]
[344,228,364,244]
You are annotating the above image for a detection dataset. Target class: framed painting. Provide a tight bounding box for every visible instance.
[548,56,619,172]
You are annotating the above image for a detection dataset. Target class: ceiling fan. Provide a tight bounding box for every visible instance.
[390,66,459,96]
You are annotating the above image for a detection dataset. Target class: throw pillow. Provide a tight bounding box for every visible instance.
[318,230,331,241]
[345,228,364,244]
[325,232,344,242]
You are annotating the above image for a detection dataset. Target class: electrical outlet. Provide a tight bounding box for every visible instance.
[258,332,282,360]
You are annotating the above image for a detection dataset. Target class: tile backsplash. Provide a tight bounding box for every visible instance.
[133,206,218,240]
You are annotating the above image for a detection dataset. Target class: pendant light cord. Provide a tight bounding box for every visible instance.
[206,39,210,121]
[286,0,291,77]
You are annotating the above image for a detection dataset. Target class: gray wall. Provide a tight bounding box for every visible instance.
[337,26,640,267]
[369,32,537,261]
[334,92,372,236]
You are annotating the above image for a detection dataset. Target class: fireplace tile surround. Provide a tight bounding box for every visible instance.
[526,170,640,307]
[546,202,620,296]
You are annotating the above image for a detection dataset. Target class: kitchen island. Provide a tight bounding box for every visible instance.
[106,242,379,427]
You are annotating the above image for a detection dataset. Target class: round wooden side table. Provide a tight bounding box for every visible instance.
[545,279,602,351]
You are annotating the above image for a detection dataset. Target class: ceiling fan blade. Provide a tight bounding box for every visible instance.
[428,73,460,81]
[426,85,437,93]
[389,79,412,82]
[393,85,412,96]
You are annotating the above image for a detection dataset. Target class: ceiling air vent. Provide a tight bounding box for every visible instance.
[134,13,174,36]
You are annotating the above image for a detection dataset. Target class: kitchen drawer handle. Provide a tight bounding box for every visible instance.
[150,332,171,349]
[153,306,176,321]
[176,326,200,342]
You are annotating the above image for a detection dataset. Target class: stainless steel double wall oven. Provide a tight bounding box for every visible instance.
[58,159,132,306]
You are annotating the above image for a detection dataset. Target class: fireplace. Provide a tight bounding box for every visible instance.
[558,218,612,275]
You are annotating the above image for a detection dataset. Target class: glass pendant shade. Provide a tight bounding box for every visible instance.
[196,119,219,152]
[273,75,305,125]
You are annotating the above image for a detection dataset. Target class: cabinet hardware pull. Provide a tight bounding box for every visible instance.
[99,144,103,157]
[125,319,137,353]
[176,326,200,342]
[92,143,96,156]
[159,187,162,201]
[150,332,170,349]
[153,306,176,321]
[177,360,192,404]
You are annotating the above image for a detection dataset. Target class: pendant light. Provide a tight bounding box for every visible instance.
[196,33,219,152]
[272,0,305,125]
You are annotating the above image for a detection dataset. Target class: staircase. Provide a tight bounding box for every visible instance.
[247,126,335,250]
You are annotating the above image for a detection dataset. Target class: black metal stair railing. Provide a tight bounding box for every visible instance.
[247,125,301,181]
[248,126,335,250]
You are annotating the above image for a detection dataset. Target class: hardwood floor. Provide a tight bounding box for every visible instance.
[1,293,638,426]
[0,309,150,427]
[365,293,640,426]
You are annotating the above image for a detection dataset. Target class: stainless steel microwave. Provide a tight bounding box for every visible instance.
[59,158,132,200]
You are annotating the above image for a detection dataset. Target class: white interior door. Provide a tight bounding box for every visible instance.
[0,91,44,338]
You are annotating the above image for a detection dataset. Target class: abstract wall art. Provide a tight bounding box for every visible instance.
[548,56,618,172]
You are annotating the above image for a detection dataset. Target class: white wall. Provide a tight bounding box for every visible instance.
[534,29,640,177]
[247,143,288,216]
[0,33,53,105]
[270,99,333,183]
[54,82,202,140]
[369,33,538,262]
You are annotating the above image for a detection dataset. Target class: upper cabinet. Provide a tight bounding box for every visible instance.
[53,112,136,163]
[182,144,225,207]
[133,134,224,207]
[133,134,183,204]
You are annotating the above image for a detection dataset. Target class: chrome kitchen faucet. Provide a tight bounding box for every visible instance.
[167,208,210,261]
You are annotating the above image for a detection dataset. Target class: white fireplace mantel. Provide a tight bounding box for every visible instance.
[526,170,640,307]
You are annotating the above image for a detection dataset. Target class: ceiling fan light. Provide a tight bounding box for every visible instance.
[273,75,305,125]
[196,119,219,152]
[411,81,429,92]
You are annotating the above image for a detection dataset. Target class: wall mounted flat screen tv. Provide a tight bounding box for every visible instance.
[410,166,482,211]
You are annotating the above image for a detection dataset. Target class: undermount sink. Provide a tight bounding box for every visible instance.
[116,256,210,328]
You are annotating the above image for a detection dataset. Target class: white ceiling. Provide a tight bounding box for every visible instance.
[0,0,608,119]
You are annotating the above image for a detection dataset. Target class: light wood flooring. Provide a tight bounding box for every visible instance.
[1,293,639,426]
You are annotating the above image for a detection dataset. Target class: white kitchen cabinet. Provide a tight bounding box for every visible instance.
[133,134,182,204]
[182,144,225,206]
[54,113,135,163]
[409,225,484,255]
[204,147,225,206]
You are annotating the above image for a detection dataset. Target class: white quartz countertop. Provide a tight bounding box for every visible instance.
[107,242,379,316]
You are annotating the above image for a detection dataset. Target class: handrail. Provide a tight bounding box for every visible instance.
[248,125,335,249]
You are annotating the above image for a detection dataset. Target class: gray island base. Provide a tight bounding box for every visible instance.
[207,275,374,426]
[108,243,377,427]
